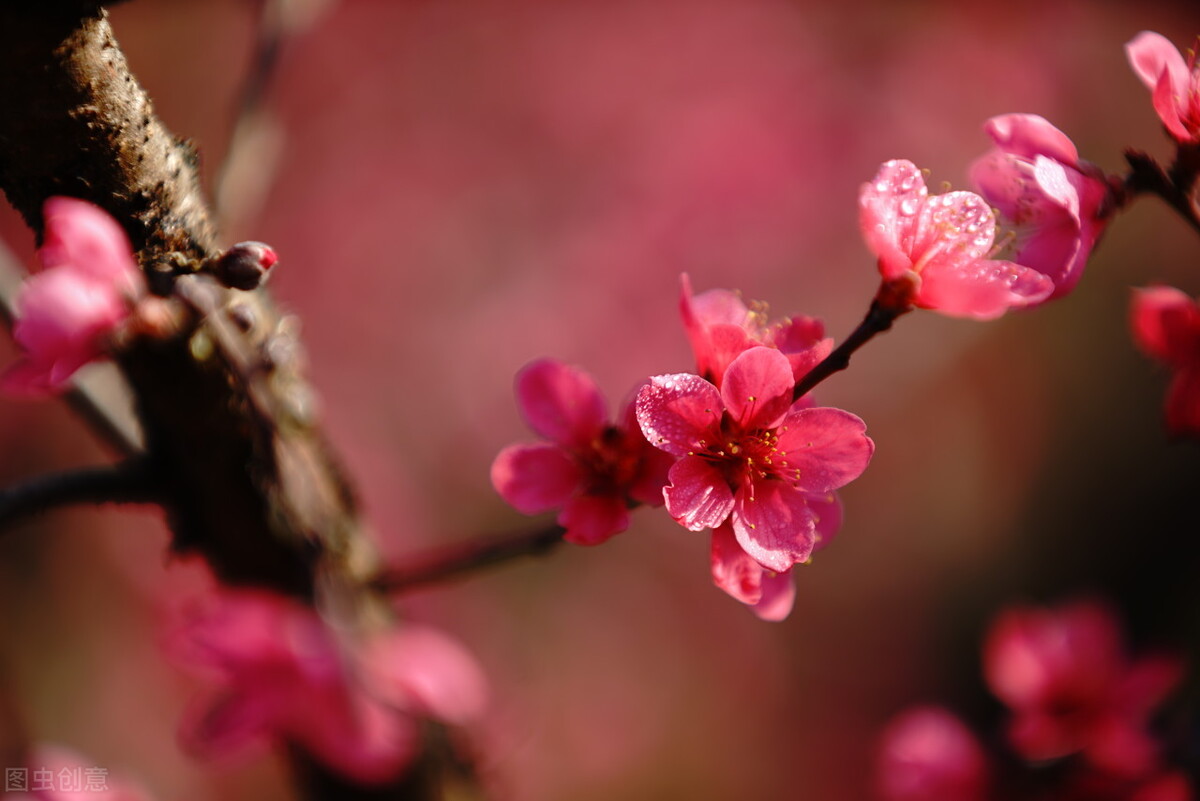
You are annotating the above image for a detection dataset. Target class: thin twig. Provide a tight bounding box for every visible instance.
[214,0,287,227]
[371,524,567,594]
[0,457,162,530]
[793,298,906,401]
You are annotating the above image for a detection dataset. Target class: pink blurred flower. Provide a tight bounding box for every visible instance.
[165,589,486,786]
[983,600,1182,778]
[859,159,1055,319]
[1130,286,1200,437]
[874,706,989,801]
[679,274,832,388]
[635,346,872,576]
[2,197,143,396]
[969,113,1112,298]
[1126,32,1200,144]
[491,358,672,546]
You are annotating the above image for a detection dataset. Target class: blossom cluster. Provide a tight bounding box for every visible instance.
[492,106,1118,618]
[875,601,1191,801]
[494,278,874,621]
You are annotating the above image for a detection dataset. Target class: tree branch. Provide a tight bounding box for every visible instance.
[372,524,567,594]
[793,298,906,401]
[1123,145,1200,237]
[0,459,161,529]
[0,5,477,799]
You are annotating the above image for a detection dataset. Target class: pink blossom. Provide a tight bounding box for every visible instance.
[2,197,143,396]
[635,346,872,576]
[1130,286,1200,437]
[679,273,832,388]
[859,159,1055,319]
[969,114,1112,298]
[874,706,989,801]
[1126,32,1200,143]
[165,589,487,785]
[491,358,672,545]
[983,600,1182,778]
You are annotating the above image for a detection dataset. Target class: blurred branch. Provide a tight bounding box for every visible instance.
[0,458,161,530]
[1123,144,1200,237]
[214,0,287,230]
[372,524,567,594]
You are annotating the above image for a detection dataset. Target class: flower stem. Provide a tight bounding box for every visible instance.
[1122,144,1200,237]
[793,296,907,402]
[370,523,567,594]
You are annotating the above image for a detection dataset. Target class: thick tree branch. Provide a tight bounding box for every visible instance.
[0,5,475,799]
[0,2,362,596]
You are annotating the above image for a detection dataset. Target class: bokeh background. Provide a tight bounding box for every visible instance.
[1,1,1199,798]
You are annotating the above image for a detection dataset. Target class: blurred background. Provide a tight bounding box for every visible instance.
[1,0,1199,798]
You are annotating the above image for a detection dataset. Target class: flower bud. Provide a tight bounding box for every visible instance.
[213,241,278,290]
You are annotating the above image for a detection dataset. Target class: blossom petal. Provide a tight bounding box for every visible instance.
[910,191,996,273]
[770,316,833,383]
[808,491,844,551]
[363,625,488,725]
[490,443,581,514]
[859,159,927,280]
[614,393,673,506]
[1164,368,1200,437]
[1130,286,1200,365]
[1153,66,1193,141]
[663,455,734,531]
[775,408,874,493]
[710,524,765,605]
[1126,33,1197,142]
[1126,32,1190,93]
[515,359,608,447]
[558,493,631,545]
[981,113,1079,166]
[39,197,140,290]
[710,525,797,621]
[679,274,757,383]
[680,274,752,328]
[918,258,1054,320]
[751,571,796,622]
[635,373,723,457]
[731,481,816,572]
[875,707,989,801]
[720,346,794,430]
